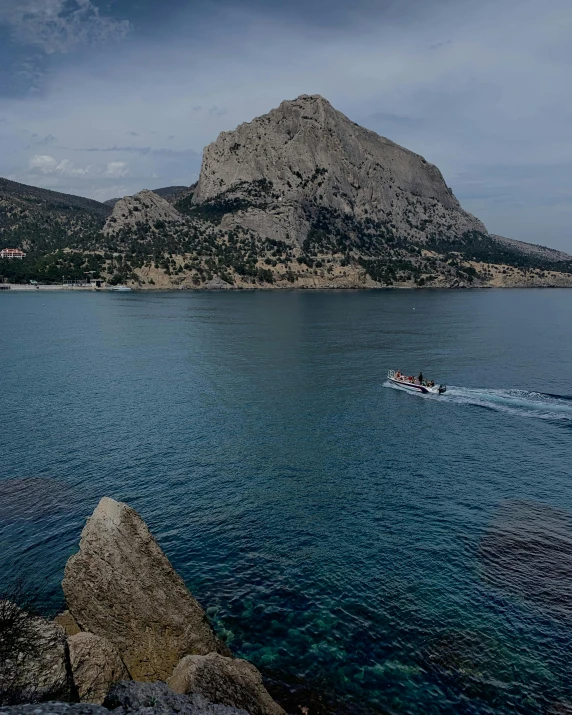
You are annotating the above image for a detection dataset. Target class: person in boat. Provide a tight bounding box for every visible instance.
[418,372,423,385]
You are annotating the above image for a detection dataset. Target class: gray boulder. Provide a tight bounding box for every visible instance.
[67,632,129,704]
[62,497,229,681]
[105,681,249,715]
[0,602,71,704]
[0,705,107,715]
[168,654,285,715]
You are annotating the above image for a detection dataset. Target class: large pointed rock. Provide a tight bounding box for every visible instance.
[62,497,229,681]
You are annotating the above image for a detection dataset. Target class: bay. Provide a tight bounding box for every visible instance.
[1,288,572,714]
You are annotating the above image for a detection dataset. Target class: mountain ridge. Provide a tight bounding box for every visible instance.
[1,95,571,288]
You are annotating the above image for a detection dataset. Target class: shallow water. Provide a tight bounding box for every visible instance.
[1,289,572,714]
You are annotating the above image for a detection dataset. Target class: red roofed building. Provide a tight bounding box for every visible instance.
[0,248,26,260]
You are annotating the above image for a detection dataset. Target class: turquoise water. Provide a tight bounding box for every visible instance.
[1,289,572,714]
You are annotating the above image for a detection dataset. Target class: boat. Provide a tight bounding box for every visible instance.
[109,285,132,292]
[388,370,446,394]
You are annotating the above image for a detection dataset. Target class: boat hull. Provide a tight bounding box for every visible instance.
[388,377,444,395]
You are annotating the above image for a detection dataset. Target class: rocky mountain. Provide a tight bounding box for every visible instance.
[104,189,184,236]
[104,186,188,208]
[191,94,486,248]
[1,95,572,288]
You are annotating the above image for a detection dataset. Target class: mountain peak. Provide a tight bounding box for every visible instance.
[191,95,484,247]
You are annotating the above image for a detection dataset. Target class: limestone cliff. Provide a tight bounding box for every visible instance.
[191,94,485,247]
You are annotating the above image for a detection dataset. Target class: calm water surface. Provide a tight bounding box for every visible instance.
[1,289,572,714]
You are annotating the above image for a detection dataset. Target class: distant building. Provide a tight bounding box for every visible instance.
[0,248,26,260]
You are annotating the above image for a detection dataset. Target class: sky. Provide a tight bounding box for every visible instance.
[0,0,571,251]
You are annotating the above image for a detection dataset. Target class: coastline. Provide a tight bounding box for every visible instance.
[2,282,572,292]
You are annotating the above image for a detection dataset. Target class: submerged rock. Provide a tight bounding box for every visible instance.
[67,632,129,704]
[0,478,72,521]
[105,681,249,715]
[168,654,286,715]
[480,500,572,619]
[62,497,229,681]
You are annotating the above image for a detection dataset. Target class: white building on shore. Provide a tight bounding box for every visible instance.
[0,248,26,259]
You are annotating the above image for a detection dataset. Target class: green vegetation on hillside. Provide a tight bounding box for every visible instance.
[0,252,105,284]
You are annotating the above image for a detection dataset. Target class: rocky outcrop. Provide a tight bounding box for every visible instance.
[204,276,232,290]
[54,611,81,637]
[62,497,229,681]
[103,190,183,236]
[192,94,486,247]
[168,655,285,715]
[67,633,129,704]
[105,681,249,715]
[0,603,71,704]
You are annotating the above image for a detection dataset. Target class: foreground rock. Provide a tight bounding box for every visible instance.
[68,632,129,704]
[168,654,286,715]
[0,683,249,715]
[62,497,229,681]
[105,681,249,715]
[0,602,71,704]
[0,705,107,715]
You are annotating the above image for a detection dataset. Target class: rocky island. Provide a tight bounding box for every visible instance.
[0,498,287,715]
[1,95,571,289]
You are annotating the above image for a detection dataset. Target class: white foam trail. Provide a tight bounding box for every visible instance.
[384,382,572,421]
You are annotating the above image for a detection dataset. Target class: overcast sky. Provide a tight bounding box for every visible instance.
[0,0,571,251]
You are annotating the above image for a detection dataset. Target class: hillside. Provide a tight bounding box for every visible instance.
[104,185,189,208]
[1,96,572,288]
[0,177,110,253]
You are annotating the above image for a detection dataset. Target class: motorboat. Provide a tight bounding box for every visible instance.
[388,370,446,394]
[109,285,132,291]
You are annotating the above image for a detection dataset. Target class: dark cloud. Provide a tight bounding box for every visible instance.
[76,145,199,158]
[0,0,130,55]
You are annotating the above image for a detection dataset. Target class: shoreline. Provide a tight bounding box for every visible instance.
[2,283,572,292]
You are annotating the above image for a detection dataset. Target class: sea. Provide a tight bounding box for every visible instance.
[1,288,572,715]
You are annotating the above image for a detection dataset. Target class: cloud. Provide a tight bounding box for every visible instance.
[77,146,200,159]
[34,133,57,145]
[29,153,91,175]
[0,0,130,54]
[209,106,228,117]
[104,160,128,177]
[29,154,57,173]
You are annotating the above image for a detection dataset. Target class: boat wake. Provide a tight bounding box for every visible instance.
[385,382,572,421]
